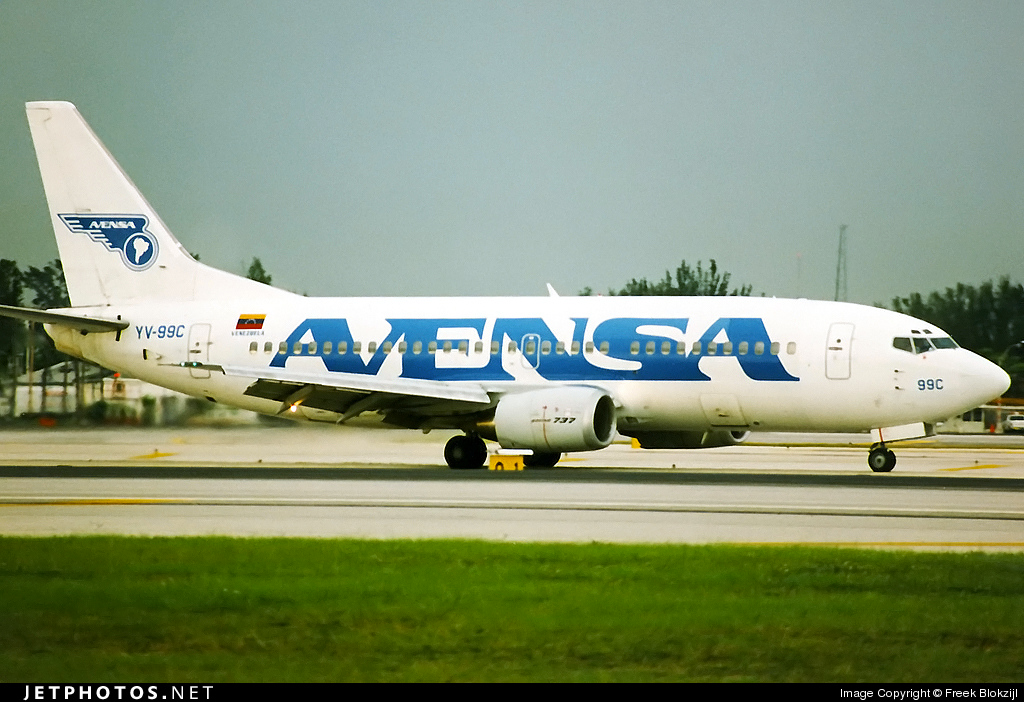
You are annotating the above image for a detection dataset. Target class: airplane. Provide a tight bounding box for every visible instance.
[0,101,1011,472]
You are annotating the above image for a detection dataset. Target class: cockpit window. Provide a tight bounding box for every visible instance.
[894,335,958,354]
[912,337,934,354]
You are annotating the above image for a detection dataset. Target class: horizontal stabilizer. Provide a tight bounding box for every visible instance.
[0,303,128,333]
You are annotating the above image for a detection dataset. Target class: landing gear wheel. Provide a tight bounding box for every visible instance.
[523,452,561,468]
[868,444,897,473]
[444,434,487,469]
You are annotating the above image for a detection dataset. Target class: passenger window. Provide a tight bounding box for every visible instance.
[413,340,422,355]
[367,341,377,354]
[738,341,749,355]
[661,340,671,355]
[338,341,348,355]
[491,340,499,355]
[525,340,536,355]
[676,341,686,355]
[353,341,362,354]
[707,342,717,356]
[570,341,580,355]
[264,341,273,354]
[630,341,640,355]
[474,341,483,354]
[457,340,467,353]
[770,342,780,355]
[249,341,258,354]
[585,341,595,354]
[556,341,565,355]
[308,341,317,355]
[723,342,733,355]
[323,341,332,355]
[645,341,655,355]
[442,340,452,353]
[398,341,407,354]
[277,341,287,354]
[599,341,609,354]
[541,340,551,355]
[382,341,392,354]
[754,341,764,356]
[293,341,302,355]
[508,340,518,353]
[787,342,796,355]
[692,341,702,355]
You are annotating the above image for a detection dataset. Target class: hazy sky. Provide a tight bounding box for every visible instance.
[1,1,1022,304]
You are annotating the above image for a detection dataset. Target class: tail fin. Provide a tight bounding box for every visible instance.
[26,101,286,307]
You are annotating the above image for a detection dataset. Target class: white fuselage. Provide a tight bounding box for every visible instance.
[47,294,1007,435]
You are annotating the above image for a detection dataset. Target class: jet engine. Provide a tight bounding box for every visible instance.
[493,386,616,453]
[626,429,750,449]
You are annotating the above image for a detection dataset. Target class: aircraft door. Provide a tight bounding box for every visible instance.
[826,323,854,380]
[521,333,541,369]
[187,323,211,379]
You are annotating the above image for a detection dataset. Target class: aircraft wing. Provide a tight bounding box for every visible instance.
[183,362,493,422]
[0,304,129,333]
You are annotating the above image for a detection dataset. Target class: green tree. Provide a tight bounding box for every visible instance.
[588,259,753,297]
[246,257,272,285]
[0,260,25,415]
[20,260,73,414]
[23,259,70,308]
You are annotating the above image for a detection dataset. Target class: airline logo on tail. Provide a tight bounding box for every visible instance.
[58,214,159,271]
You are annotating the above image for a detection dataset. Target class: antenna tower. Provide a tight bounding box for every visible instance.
[834,224,847,301]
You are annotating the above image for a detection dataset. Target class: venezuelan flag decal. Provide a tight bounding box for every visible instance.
[236,314,266,330]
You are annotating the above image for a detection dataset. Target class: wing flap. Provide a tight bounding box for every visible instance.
[186,362,492,405]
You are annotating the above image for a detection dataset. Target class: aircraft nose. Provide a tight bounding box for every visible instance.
[967,353,1011,405]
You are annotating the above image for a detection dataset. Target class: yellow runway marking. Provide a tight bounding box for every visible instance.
[131,451,177,459]
[942,464,1007,472]
[2,499,177,506]
[747,542,1024,549]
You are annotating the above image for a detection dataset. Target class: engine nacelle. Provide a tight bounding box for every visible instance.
[494,387,616,453]
[627,429,750,449]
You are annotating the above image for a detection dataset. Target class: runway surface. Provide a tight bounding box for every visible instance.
[2,425,1024,549]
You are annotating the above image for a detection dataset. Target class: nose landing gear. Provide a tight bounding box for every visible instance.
[868,443,897,473]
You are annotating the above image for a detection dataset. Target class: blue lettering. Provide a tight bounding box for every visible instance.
[693,318,798,381]
[269,316,800,383]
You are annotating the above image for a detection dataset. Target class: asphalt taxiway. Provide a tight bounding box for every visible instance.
[2,425,1023,549]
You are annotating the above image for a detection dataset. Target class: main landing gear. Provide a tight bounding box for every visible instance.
[868,443,897,473]
[444,433,488,470]
[443,434,563,469]
[523,452,560,468]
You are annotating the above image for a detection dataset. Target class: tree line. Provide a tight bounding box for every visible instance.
[1,258,74,417]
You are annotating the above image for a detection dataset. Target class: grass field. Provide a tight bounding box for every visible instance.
[1,536,1022,682]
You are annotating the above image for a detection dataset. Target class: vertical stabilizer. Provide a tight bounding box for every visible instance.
[26,101,284,307]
